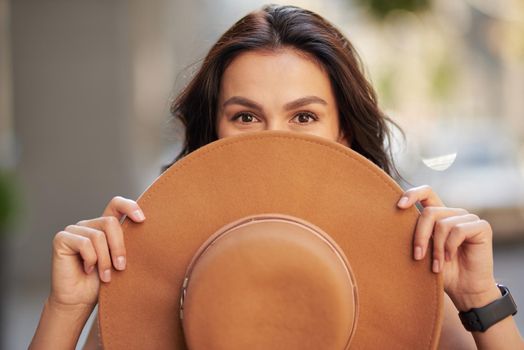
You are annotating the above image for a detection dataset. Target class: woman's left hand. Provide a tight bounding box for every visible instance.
[397,185,501,311]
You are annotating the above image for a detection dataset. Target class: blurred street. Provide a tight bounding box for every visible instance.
[492,242,524,330]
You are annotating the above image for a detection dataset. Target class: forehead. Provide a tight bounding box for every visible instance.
[226,47,326,73]
[219,48,334,100]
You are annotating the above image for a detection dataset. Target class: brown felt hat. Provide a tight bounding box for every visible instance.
[99,131,443,349]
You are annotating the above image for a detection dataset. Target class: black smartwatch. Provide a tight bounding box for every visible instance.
[458,284,518,332]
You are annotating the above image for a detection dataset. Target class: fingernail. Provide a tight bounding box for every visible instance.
[115,256,126,270]
[414,246,423,260]
[103,269,111,282]
[398,196,409,207]
[85,264,94,274]
[132,209,145,221]
[432,259,439,273]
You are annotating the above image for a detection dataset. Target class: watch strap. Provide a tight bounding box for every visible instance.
[459,284,518,332]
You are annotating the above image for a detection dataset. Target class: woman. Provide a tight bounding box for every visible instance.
[30,4,523,349]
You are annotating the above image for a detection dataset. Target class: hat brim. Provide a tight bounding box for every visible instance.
[99,131,443,349]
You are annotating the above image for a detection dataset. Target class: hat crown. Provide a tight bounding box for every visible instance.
[181,214,358,349]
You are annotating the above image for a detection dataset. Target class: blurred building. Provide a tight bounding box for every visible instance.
[1,0,523,348]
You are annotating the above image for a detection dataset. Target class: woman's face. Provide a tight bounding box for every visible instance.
[216,48,348,146]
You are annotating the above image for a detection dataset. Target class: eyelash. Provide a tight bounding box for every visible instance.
[231,111,319,124]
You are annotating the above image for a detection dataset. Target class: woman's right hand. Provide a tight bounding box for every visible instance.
[49,196,145,308]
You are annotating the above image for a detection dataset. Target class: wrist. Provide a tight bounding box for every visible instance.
[30,297,95,349]
[46,295,95,316]
[458,284,518,333]
[450,282,501,312]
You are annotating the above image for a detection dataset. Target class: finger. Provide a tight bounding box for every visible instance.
[65,225,113,282]
[53,231,98,274]
[413,207,468,261]
[445,219,492,261]
[432,214,480,273]
[397,185,444,209]
[102,196,145,222]
[75,216,127,271]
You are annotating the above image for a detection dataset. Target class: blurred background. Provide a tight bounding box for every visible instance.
[1,0,523,348]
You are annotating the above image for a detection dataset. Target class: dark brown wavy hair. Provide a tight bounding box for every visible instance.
[164,4,401,177]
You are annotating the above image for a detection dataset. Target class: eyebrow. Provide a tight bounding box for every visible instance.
[284,96,328,110]
[222,96,263,112]
[222,95,328,112]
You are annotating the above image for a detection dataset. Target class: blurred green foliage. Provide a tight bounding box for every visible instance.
[430,57,457,100]
[376,67,395,107]
[355,0,431,19]
[0,171,19,234]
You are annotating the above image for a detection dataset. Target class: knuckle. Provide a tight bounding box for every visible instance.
[414,225,430,242]
[408,184,430,193]
[445,229,458,241]
[111,196,123,203]
[85,257,97,266]
[403,187,414,195]
[468,213,480,221]
[109,195,133,208]
[444,242,456,256]
[413,230,424,241]
[53,231,67,246]
[78,236,93,250]
[450,224,466,237]
[458,208,469,215]
[91,230,107,245]
[432,238,445,251]
[414,237,427,248]
[421,207,436,219]
[479,219,493,234]
[432,247,443,259]
[419,184,432,192]
[434,219,447,232]
[76,219,88,226]
[104,215,119,226]
[413,229,429,245]
[64,224,77,232]
[98,258,111,268]
[83,249,97,263]
[96,253,112,267]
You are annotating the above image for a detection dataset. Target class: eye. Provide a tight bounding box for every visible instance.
[292,112,318,124]
[232,112,260,123]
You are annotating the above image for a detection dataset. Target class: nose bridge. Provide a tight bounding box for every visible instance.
[265,112,287,131]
